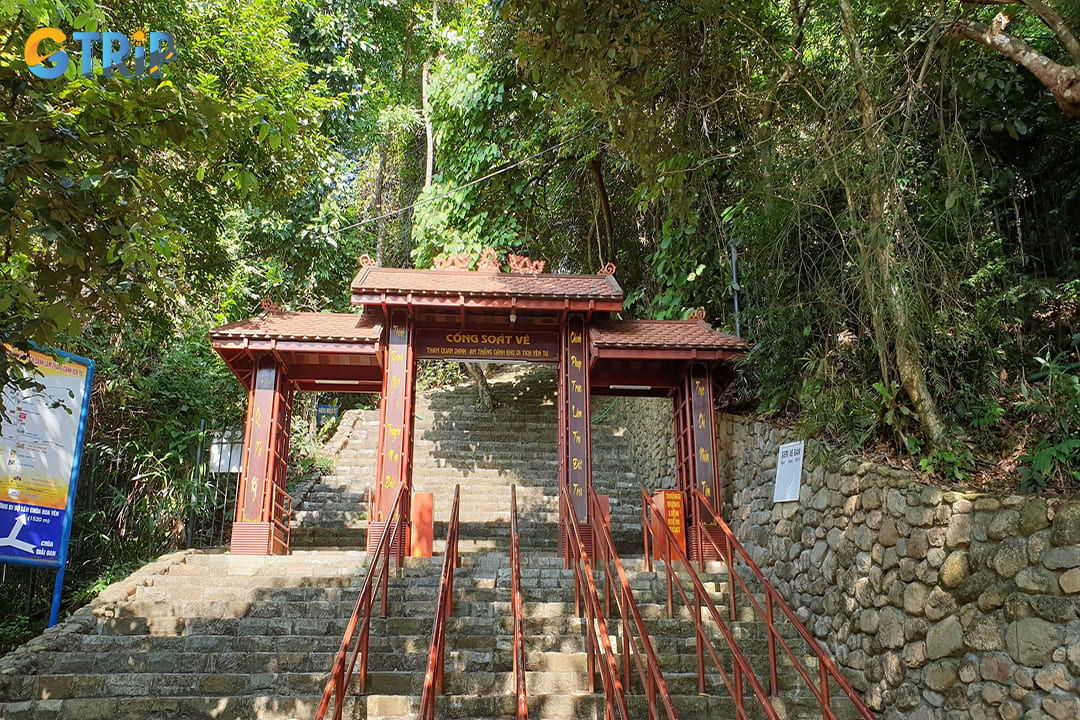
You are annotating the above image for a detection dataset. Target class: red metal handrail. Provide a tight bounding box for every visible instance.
[641,490,781,720]
[559,483,631,719]
[418,484,462,720]
[687,489,876,719]
[587,487,679,720]
[315,483,410,720]
[264,483,292,554]
[510,485,528,720]
[642,490,877,720]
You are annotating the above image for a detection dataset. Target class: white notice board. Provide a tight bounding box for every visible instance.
[209,430,244,474]
[773,440,804,503]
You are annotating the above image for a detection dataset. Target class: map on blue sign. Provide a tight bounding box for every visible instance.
[0,346,93,569]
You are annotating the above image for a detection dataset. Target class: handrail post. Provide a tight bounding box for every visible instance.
[359,594,372,693]
[665,538,673,621]
[510,484,528,720]
[332,668,343,720]
[574,560,582,618]
[642,496,652,572]
[734,658,744,718]
[821,662,831,719]
[380,548,390,618]
[695,584,705,695]
[726,538,736,624]
[586,587,596,693]
[766,592,778,696]
[604,554,612,618]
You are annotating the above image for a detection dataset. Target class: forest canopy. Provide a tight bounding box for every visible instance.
[1,0,1079,645]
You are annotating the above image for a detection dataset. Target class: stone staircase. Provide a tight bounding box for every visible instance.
[290,409,381,549]
[0,365,867,719]
[292,365,644,553]
[0,546,857,719]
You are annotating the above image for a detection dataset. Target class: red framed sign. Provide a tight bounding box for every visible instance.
[414,329,559,362]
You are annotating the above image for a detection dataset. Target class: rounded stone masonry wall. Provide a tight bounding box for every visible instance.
[602,395,677,490]
[718,412,1080,720]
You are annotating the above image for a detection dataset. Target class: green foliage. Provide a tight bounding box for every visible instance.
[68,561,142,607]
[412,16,563,268]
[503,0,1080,490]
[6,0,1080,649]
[919,445,976,483]
[416,360,467,392]
[0,0,335,392]
[0,615,30,653]
[1016,348,1080,491]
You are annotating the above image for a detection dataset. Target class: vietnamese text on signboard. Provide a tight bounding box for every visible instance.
[0,347,93,568]
[773,440,804,503]
[414,329,559,362]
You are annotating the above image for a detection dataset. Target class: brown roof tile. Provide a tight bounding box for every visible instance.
[589,320,748,351]
[209,312,382,343]
[351,267,623,301]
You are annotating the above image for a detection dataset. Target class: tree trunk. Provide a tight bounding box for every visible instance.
[422,58,435,188]
[373,136,389,266]
[838,0,949,448]
[589,155,614,263]
[463,362,493,412]
[422,0,439,189]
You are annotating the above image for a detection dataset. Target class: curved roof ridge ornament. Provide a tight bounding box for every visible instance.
[599,262,617,276]
[433,253,472,270]
[260,298,282,314]
[508,254,546,274]
[689,307,707,321]
[358,254,377,268]
[477,248,501,271]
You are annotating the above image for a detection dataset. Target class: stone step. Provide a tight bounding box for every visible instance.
[344,689,831,720]
[0,690,864,720]
[0,695,336,720]
[11,654,821,705]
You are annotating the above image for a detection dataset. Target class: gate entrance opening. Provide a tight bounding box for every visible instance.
[210,254,747,558]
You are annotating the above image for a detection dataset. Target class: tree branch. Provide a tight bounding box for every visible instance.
[947,18,1080,116]
[1017,0,1080,65]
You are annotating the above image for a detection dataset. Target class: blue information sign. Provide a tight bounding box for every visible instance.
[316,402,338,428]
[0,345,94,626]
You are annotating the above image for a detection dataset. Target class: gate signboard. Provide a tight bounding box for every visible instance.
[0,346,94,626]
[414,329,559,362]
[565,318,589,521]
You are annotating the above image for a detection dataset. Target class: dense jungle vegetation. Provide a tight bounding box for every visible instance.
[1,0,1079,649]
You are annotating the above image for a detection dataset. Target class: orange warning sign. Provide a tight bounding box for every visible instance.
[652,490,686,562]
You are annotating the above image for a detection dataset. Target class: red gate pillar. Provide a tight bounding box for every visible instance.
[368,309,416,556]
[559,315,593,558]
[676,363,724,562]
[232,355,293,555]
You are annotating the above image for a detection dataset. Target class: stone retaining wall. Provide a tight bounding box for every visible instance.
[612,399,1080,717]
[601,396,676,491]
[717,413,1080,720]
